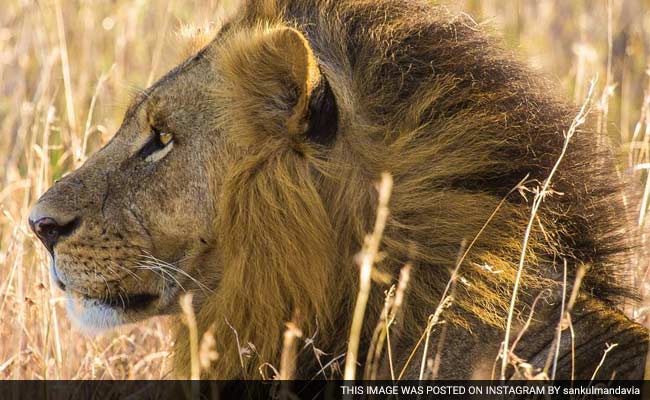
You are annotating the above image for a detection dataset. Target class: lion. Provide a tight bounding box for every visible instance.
[29,0,648,380]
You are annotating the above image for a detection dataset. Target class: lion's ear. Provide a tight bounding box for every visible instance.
[218,26,338,147]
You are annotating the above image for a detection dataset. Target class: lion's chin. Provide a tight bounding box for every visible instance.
[65,292,155,333]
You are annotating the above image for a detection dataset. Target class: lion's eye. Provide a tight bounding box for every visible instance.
[138,127,174,162]
[158,130,173,146]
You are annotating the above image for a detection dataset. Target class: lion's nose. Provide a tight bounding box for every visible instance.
[29,205,80,252]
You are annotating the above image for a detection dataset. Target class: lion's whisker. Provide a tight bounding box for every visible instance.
[99,273,114,301]
[138,253,213,294]
[140,262,197,293]
[102,263,120,280]
[117,291,126,311]
[155,264,212,294]
[134,264,187,293]
[109,260,143,282]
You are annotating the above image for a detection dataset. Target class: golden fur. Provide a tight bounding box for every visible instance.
[31,0,639,380]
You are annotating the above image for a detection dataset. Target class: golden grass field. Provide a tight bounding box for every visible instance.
[1,0,650,379]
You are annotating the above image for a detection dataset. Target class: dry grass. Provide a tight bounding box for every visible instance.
[2,0,650,379]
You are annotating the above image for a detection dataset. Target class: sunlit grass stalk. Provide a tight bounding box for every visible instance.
[343,172,393,381]
[500,79,597,381]
[180,293,200,380]
[279,322,302,380]
[53,0,77,136]
[364,263,411,380]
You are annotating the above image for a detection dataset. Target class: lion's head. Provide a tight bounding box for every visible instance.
[30,0,632,379]
[28,48,221,329]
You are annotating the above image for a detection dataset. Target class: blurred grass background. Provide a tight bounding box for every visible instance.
[1,0,650,379]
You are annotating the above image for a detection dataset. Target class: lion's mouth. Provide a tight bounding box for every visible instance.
[82,292,159,311]
[51,260,159,312]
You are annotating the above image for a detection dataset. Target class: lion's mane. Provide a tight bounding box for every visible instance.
[174,0,631,379]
